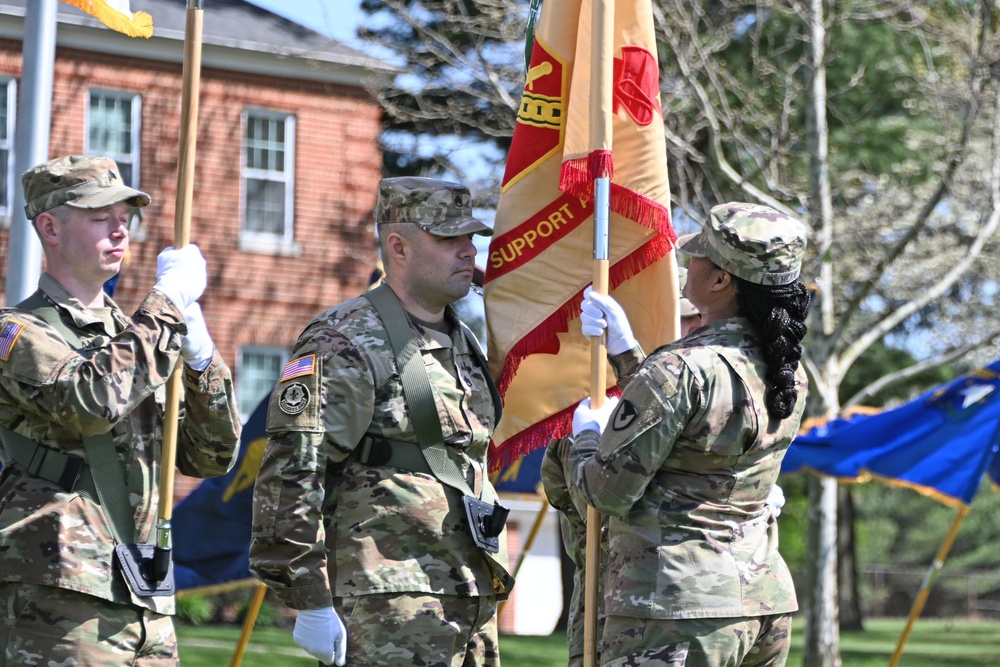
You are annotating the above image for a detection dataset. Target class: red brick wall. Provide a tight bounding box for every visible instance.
[0,39,383,500]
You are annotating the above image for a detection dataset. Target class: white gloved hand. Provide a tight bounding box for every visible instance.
[180,303,215,372]
[580,286,637,355]
[572,395,621,437]
[153,245,207,310]
[293,607,347,666]
[766,484,786,518]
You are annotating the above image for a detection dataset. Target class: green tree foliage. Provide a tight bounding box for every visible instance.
[358,0,526,179]
[852,481,1000,617]
[839,341,955,408]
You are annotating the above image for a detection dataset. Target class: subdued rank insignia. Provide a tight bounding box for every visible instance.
[0,320,25,361]
[278,382,310,415]
[280,354,316,382]
[612,399,639,431]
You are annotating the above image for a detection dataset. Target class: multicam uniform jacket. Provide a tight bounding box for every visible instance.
[250,293,513,611]
[554,317,806,619]
[0,274,242,614]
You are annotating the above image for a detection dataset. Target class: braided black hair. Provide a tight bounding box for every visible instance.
[733,276,810,420]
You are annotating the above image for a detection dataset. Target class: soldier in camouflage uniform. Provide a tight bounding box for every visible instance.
[542,269,702,667]
[0,155,242,665]
[250,177,514,667]
[548,202,810,667]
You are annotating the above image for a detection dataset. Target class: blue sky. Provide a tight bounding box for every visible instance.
[244,0,363,45]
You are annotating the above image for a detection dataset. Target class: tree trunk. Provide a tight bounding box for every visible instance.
[838,485,864,631]
[804,475,841,667]
[802,0,841,662]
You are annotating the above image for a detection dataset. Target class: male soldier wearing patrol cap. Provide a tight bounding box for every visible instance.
[250,177,513,667]
[0,155,242,664]
[548,202,810,667]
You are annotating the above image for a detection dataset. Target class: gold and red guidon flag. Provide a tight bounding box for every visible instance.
[484,0,679,470]
[59,0,153,38]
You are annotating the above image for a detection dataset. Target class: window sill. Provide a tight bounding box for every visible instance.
[238,235,302,257]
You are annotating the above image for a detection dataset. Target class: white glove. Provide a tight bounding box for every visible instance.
[293,607,347,666]
[580,286,637,355]
[572,395,621,437]
[180,303,215,372]
[154,245,207,310]
[766,484,786,518]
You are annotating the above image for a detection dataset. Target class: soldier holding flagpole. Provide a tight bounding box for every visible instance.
[552,204,810,666]
[0,156,241,665]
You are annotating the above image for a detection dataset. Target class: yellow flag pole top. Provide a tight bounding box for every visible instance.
[58,0,153,38]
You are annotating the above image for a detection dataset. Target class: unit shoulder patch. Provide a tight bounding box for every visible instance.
[598,367,677,461]
[268,355,322,432]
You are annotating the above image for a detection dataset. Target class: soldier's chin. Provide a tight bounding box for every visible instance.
[447,278,474,302]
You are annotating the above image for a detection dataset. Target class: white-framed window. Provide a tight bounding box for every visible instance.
[237,346,290,423]
[241,109,295,246]
[86,89,141,188]
[0,78,16,221]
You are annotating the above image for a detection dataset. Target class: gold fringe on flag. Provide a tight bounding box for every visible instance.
[59,0,153,38]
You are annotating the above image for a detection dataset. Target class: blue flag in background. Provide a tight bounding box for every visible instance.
[782,360,1000,507]
[492,445,546,495]
[173,397,268,589]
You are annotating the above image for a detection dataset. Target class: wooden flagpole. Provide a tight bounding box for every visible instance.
[584,178,610,667]
[154,0,203,582]
[887,506,969,667]
[230,582,269,667]
[584,0,614,662]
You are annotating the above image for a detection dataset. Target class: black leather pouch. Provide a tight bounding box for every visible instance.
[463,495,510,553]
[114,543,175,597]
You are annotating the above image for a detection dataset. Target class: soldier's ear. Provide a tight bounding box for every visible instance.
[34,211,62,246]
[384,228,411,267]
[710,267,733,292]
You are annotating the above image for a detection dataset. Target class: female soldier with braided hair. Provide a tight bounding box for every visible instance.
[545,202,809,667]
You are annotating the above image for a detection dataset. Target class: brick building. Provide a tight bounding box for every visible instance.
[0,0,389,469]
[0,3,567,637]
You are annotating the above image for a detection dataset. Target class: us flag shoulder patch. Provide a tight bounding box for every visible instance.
[280,354,316,382]
[0,320,26,361]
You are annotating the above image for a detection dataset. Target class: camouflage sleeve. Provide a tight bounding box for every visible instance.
[608,344,646,389]
[542,437,588,525]
[250,430,332,609]
[175,350,242,479]
[543,439,589,564]
[250,326,376,610]
[0,291,184,436]
[565,355,694,517]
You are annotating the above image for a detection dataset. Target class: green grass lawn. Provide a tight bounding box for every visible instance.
[176,617,1000,666]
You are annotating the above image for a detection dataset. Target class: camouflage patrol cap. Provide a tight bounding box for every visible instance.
[376,177,493,237]
[677,266,699,318]
[21,155,151,220]
[677,202,807,286]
